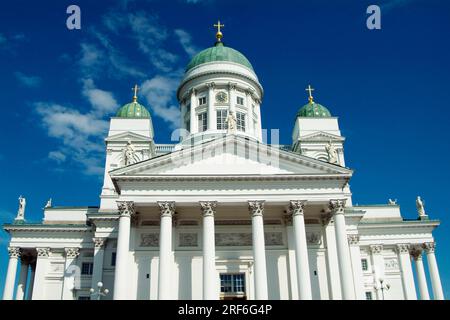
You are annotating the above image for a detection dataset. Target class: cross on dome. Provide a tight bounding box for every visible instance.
[214,20,225,42]
[305,84,315,103]
[132,84,140,103]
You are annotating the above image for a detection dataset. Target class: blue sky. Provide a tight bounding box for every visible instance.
[1,0,449,298]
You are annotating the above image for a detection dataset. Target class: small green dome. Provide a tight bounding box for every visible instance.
[186,42,254,72]
[297,101,332,118]
[116,101,151,118]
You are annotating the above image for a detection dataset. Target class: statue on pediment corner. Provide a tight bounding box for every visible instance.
[325,141,338,164]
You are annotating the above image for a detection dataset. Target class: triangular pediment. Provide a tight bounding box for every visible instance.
[110,135,352,178]
[106,131,152,142]
[300,131,345,142]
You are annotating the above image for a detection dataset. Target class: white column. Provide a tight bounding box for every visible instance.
[15,256,29,300]
[27,263,36,300]
[245,90,255,136]
[289,200,312,300]
[410,246,430,300]
[113,201,134,300]
[248,200,268,300]
[329,199,354,300]
[285,222,298,300]
[92,238,107,294]
[348,235,365,300]
[207,83,215,130]
[62,247,80,300]
[32,248,51,300]
[200,201,217,300]
[190,88,197,134]
[396,244,417,300]
[370,245,385,300]
[423,242,444,300]
[228,83,237,115]
[2,247,21,300]
[321,214,342,300]
[157,201,175,300]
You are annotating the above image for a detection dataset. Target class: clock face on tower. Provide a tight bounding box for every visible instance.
[215,92,228,103]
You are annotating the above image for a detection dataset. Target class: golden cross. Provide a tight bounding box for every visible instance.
[132,84,139,102]
[214,20,225,41]
[305,84,314,102]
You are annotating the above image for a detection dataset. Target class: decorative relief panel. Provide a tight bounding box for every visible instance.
[215,232,283,246]
[215,233,252,246]
[265,232,283,246]
[179,233,198,247]
[50,262,65,275]
[384,258,399,270]
[307,232,322,245]
[140,233,159,247]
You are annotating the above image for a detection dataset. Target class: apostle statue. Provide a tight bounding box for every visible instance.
[325,141,338,164]
[45,198,52,209]
[123,141,138,166]
[15,195,26,222]
[226,111,237,134]
[416,196,427,218]
[388,199,397,205]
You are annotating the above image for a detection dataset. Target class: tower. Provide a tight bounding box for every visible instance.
[291,85,346,167]
[100,85,156,205]
[176,21,264,146]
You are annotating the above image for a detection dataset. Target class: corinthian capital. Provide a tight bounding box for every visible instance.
[93,237,107,249]
[289,200,307,216]
[248,200,265,217]
[36,247,51,258]
[199,201,217,217]
[206,82,216,89]
[157,201,176,218]
[396,243,410,254]
[117,201,135,217]
[65,247,80,259]
[370,244,383,255]
[228,82,237,91]
[423,242,435,253]
[8,247,21,258]
[409,245,423,261]
[328,199,346,215]
[347,235,360,245]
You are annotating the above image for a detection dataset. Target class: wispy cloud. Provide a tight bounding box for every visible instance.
[141,74,181,129]
[175,29,199,57]
[381,0,417,13]
[0,33,6,45]
[35,80,117,175]
[14,72,42,88]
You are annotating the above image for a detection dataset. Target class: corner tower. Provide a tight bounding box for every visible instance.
[176,21,264,145]
[292,85,346,167]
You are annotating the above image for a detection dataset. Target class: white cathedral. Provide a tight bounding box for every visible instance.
[2,23,445,301]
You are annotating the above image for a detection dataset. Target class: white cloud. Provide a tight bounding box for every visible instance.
[48,151,67,163]
[0,33,6,44]
[174,29,198,57]
[82,79,119,115]
[35,79,119,175]
[14,72,42,88]
[141,74,181,129]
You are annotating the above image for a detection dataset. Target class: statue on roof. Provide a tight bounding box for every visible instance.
[45,198,52,209]
[416,196,427,218]
[325,141,338,164]
[226,110,237,134]
[388,199,397,205]
[123,141,139,166]
[15,195,26,222]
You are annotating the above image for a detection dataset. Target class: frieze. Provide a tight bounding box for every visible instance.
[140,233,159,247]
[216,233,252,246]
[179,233,198,247]
[265,232,283,246]
[307,232,322,245]
[384,258,399,270]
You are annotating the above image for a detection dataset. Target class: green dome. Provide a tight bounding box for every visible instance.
[297,101,332,118]
[186,42,254,72]
[116,101,151,118]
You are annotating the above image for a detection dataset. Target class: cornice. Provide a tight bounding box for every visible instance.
[3,224,91,233]
[358,219,440,229]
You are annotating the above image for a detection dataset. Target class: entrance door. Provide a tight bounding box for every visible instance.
[219,273,247,300]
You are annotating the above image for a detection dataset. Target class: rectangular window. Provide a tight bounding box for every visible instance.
[361,259,368,271]
[236,112,246,132]
[365,292,373,300]
[220,273,245,294]
[111,252,116,267]
[81,262,94,275]
[198,97,206,105]
[216,109,228,130]
[198,112,207,132]
[237,96,244,105]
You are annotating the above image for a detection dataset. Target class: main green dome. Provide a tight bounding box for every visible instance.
[186,42,254,72]
[297,101,332,118]
[116,101,151,118]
